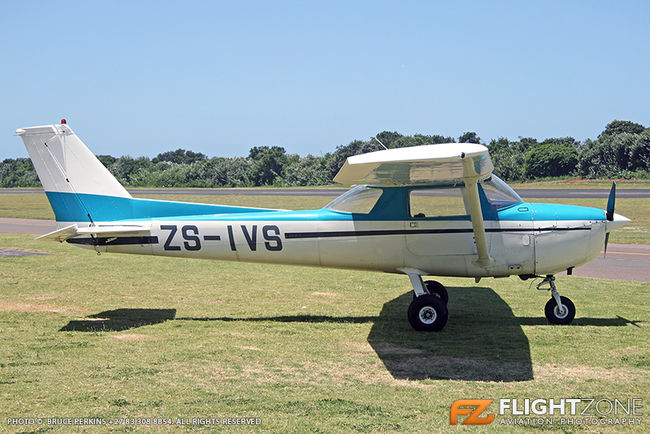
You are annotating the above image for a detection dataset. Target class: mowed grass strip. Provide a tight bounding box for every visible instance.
[0,192,55,220]
[0,233,648,432]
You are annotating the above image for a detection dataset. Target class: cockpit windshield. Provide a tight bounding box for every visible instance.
[480,175,523,210]
[325,185,383,214]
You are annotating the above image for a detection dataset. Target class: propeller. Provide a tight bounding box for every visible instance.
[606,182,616,221]
[604,182,616,257]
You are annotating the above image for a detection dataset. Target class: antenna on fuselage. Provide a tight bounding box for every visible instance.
[373,136,388,150]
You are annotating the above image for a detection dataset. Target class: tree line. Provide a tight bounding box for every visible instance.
[1,120,648,188]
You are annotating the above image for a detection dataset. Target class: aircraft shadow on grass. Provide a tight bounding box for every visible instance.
[366,288,534,382]
[59,308,177,332]
[58,288,639,382]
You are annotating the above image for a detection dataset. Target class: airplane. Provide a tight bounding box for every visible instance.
[16,121,630,332]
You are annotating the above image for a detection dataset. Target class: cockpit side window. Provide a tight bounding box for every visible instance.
[408,187,469,218]
[325,186,383,214]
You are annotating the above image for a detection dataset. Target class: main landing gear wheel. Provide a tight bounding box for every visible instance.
[544,296,575,325]
[424,280,449,305]
[407,294,448,332]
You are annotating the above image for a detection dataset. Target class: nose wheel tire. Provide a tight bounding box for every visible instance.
[408,294,448,331]
[544,296,575,325]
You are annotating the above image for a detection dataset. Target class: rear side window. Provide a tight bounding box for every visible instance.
[409,188,469,218]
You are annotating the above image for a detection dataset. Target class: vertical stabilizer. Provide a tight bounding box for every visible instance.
[16,123,132,223]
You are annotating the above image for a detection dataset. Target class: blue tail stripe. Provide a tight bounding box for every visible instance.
[45,192,278,222]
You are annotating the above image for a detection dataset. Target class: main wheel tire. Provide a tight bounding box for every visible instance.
[407,294,448,332]
[544,296,576,325]
[424,280,449,305]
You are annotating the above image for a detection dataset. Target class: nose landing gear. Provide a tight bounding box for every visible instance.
[537,275,576,325]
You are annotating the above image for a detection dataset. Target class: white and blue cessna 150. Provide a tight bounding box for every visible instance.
[17,122,630,331]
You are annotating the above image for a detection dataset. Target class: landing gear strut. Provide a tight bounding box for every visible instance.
[424,280,449,305]
[537,275,576,325]
[407,274,448,331]
[411,280,449,305]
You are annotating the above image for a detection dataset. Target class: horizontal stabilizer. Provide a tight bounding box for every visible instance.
[36,224,151,242]
[35,224,78,242]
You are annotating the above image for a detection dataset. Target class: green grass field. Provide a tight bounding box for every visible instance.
[0,233,648,432]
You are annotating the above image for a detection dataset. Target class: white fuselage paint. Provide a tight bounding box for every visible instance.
[69,217,606,278]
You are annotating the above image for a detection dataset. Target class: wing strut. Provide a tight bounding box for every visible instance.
[463,159,492,267]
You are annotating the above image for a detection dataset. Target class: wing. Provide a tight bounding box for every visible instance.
[334,143,493,267]
[333,143,493,186]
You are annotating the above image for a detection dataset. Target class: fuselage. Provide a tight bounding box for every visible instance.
[62,184,618,278]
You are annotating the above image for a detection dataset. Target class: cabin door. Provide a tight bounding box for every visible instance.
[404,187,475,256]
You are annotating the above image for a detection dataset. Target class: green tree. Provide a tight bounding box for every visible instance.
[525,143,578,179]
[326,140,378,180]
[488,137,510,154]
[541,137,578,148]
[248,146,288,185]
[282,155,329,186]
[459,132,481,143]
[599,120,645,138]
[96,154,117,167]
[110,156,154,186]
[0,158,40,187]
[391,134,454,148]
[152,148,206,164]
[577,130,650,178]
[488,138,526,181]
[629,129,650,172]
[375,131,403,148]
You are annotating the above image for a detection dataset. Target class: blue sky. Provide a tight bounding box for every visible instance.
[2,1,649,159]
